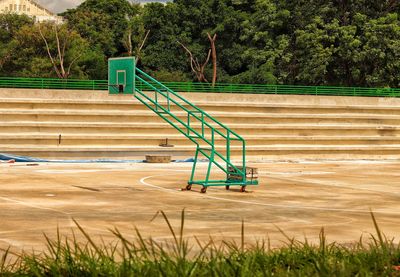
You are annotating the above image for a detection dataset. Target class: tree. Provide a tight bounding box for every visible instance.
[234,0,290,84]
[121,3,150,64]
[178,32,218,84]
[1,0,400,86]
[0,13,33,41]
[38,23,84,79]
[62,0,139,57]
[140,2,188,74]
[356,13,400,87]
[294,17,338,85]
[122,12,150,64]
[0,13,33,72]
[2,21,103,79]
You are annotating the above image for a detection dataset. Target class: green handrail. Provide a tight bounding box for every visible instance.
[1,76,399,97]
[0,77,108,90]
[134,68,255,192]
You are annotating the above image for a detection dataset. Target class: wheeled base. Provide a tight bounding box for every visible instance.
[185,180,258,193]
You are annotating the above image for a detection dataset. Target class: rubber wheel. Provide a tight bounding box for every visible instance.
[201,187,207,193]
[186,184,192,191]
[225,185,230,190]
[240,186,247,193]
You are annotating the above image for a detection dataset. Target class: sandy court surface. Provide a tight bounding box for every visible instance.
[0,160,400,252]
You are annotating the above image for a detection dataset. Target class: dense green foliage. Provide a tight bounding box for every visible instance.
[1,0,399,86]
[1,211,400,276]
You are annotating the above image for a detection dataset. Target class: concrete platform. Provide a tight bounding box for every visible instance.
[0,160,399,252]
[1,88,400,160]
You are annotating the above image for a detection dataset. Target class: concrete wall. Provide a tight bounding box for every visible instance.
[1,88,400,106]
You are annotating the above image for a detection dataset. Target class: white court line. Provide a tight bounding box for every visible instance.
[0,196,71,216]
[267,175,400,196]
[139,172,400,216]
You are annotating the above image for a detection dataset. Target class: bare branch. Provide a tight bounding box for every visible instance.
[61,28,68,63]
[178,40,212,83]
[137,30,150,54]
[202,49,212,71]
[177,40,198,75]
[127,32,133,56]
[66,52,83,78]
[123,25,133,56]
[177,41,193,59]
[136,29,150,65]
[38,23,62,78]
[54,25,66,77]
[194,57,201,70]
[39,24,83,79]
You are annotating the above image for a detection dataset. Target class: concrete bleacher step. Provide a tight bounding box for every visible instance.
[1,109,400,125]
[1,134,400,147]
[4,145,400,161]
[2,98,400,115]
[1,122,400,137]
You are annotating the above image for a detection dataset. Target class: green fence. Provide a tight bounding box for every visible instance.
[0,77,108,90]
[1,77,399,98]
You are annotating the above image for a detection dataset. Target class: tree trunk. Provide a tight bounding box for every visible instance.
[136,30,150,65]
[128,32,133,56]
[207,33,217,87]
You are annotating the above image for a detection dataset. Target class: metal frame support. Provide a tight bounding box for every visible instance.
[108,57,258,193]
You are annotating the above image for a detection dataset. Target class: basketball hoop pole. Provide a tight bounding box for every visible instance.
[108,84,125,93]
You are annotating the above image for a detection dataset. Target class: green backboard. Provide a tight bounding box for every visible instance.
[108,57,135,94]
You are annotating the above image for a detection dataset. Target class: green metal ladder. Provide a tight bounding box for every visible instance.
[134,68,258,193]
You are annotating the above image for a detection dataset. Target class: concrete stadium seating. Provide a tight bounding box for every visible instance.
[1,88,400,161]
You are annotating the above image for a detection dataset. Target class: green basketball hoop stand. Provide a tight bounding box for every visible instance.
[108,57,258,193]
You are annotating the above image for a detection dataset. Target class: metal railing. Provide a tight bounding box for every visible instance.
[0,77,108,90]
[134,68,256,191]
[1,76,399,97]
[164,83,400,97]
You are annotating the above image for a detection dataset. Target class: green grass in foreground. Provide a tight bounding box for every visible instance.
[1,211,399,276]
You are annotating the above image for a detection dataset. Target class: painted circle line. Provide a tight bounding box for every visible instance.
[139,171,400,216]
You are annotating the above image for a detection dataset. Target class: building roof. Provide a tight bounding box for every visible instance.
[0,0,56,16]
